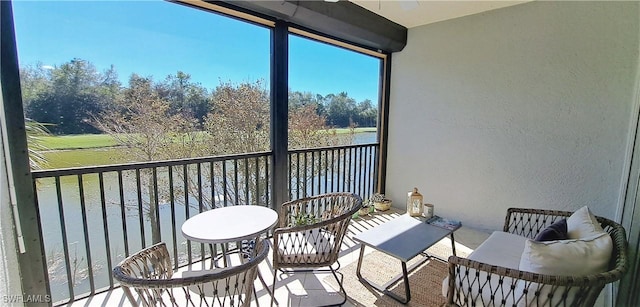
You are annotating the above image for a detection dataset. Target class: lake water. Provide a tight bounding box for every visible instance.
[36,131,377,302]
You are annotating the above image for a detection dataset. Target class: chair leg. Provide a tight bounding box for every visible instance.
[329,265,348,306]
[259,269,278,306]
[254,288,260,307]
[277,264,348,306]
[121,286,138,307]
[270,270,278,307]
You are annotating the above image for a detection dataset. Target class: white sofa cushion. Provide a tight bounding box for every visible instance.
[519,232,613,276]
[566,206,604,239]
[467,231,528,269]
[515,232,613,306]
[442,231,528,303]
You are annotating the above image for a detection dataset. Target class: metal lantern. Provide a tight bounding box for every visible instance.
[407,187,424,217]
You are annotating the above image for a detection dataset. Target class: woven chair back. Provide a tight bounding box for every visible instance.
[273,192,362,269]
[113,240,269,307]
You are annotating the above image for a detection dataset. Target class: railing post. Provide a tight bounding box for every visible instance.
[0,0,51,304]
[271,20,289,213]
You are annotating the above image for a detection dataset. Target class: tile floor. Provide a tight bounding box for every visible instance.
[65,209,490,307]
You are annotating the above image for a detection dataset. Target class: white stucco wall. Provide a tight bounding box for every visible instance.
[386,1,640,231]
[0,126,23,304]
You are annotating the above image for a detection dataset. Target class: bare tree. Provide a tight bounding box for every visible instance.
[97,75,198,161]
[95,74,199,243]
[186,80,272,208]
[288,103,355,197]
[203,80,270,155]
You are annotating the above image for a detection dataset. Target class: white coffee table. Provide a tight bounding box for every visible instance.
[353,214,460,304]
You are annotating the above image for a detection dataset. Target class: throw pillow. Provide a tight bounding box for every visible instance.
[534,218,568,241]
[566,206,604,239]
[516,232,613,307]
[519,232,613,276]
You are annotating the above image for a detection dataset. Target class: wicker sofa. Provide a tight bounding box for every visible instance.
[444,207,628,307]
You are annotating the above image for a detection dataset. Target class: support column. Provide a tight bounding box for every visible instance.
[271,20,289,213]
[376,54,391,193]
[0,0,50,304]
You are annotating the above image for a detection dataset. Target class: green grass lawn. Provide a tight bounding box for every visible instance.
[41,148,131,169]
[39,128,377,151]
[334,127,377,134]
[40,134,119,150]
[35,128,377,169]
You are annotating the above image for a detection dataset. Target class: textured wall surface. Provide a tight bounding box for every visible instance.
[387,1,639,231]
[0,134,22,301]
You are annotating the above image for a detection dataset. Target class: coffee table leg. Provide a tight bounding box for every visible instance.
[356,245,414,304]
[450,233,457,256]
[396,262,410,303]
[356,245,366,277]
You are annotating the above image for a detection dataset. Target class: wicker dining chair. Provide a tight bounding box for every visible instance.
[113,240,269,307]
[271,192,362,306]
[446,208,628,307]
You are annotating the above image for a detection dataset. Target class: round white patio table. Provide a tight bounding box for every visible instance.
[181,205,280,304]
[181,205,278,244]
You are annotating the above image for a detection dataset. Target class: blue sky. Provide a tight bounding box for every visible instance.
[12,0,381,103]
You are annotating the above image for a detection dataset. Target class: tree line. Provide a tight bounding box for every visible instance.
[20,58,378,136]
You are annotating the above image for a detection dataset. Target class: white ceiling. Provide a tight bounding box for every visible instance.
[349,0,532,28]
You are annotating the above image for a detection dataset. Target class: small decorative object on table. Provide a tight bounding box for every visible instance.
[423,203,434,218]
[406,187,424,217]
[370,193,392,211]
[358,200,371,216]
[426,215,461,230]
